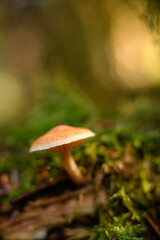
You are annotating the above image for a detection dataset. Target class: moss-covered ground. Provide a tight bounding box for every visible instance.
[0,79,160,239]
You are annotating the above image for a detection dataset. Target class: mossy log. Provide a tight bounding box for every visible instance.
[0,170,106,240]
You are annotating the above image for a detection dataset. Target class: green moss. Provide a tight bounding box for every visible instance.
[90,223,146,240]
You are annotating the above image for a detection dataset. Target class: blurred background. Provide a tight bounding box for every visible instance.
[0,0,160,130]
[1,2,160,238]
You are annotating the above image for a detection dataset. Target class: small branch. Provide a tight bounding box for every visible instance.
[145,213,160,238]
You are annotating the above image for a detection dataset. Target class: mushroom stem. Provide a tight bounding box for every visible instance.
[61,149,85,185]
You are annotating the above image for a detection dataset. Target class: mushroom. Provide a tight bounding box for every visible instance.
[29,125,95,185]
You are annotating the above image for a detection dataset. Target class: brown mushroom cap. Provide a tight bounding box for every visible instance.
[30,125,95,153]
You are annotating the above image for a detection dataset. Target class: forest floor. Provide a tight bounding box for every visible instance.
[0,80,160,240]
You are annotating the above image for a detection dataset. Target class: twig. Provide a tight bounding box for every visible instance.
[145,213,160,238]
